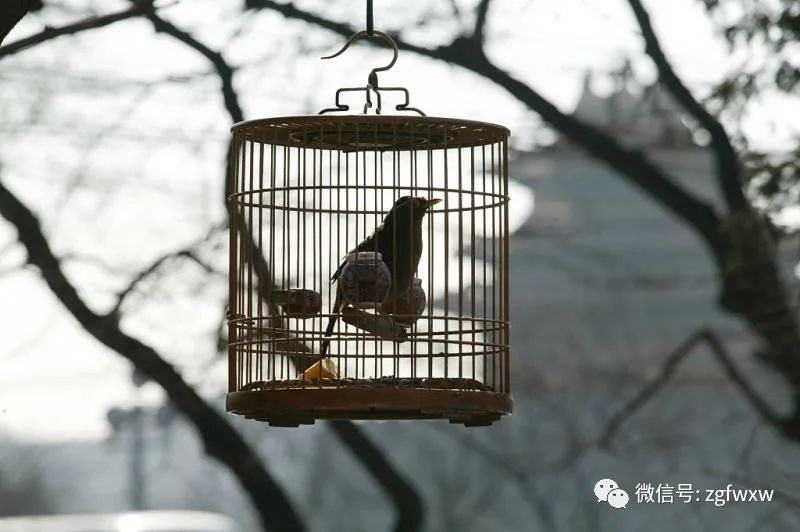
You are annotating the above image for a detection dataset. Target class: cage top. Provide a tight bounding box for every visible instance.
[231,115,509,151]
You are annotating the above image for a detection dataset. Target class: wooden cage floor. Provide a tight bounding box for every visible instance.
[227,384,512,427]
[240,376,494,392]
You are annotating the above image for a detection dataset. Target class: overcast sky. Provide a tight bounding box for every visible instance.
[0,0,797,443]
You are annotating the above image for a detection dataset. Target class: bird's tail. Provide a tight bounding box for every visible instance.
[320,289,343,359]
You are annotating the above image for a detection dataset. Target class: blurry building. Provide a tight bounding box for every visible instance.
[511,64,738,380]
[570,62,695,149]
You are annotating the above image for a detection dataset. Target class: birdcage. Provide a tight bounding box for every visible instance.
[226,23,511,427]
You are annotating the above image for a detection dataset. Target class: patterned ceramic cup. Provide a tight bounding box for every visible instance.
[339,251,391,308]
[380,278,426,325]
[274,289,322,317]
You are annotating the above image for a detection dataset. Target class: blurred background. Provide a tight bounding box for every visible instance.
[0,0,799,530]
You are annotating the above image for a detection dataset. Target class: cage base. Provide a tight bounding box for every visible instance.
[226,387,512,427]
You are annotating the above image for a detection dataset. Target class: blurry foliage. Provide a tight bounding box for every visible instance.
[701,0,800,51]
[703,0,800,109]
[745,146,800,233]
[701,0,799,231]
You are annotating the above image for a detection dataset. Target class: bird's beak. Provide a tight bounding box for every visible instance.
[424,198,442,210]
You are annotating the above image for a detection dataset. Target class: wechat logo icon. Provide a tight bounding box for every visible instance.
[594,479,629,509]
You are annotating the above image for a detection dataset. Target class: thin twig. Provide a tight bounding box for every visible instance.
[473,0,492,45]
[428,424,530,481]
[598,329,707,447]
[424,424,562,532]
[329,421,424,532]
[110,249,218,315]
[109,223,223,316]
[141,7,244,122]
[598,327,782,448]
[703,328,783,426]
[626,0,746,211]
[246,0,726,261]
[0,174,306,532]
[138,13,423,531]
[0,1,161,60]
[0,0,42,46]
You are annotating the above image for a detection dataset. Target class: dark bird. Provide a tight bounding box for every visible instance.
[320,196,441,358]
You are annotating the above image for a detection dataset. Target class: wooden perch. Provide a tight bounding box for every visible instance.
[342,307,407,342]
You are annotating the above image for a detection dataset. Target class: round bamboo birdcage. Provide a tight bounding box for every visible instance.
[225,23,511,427]
[226,115,511,426]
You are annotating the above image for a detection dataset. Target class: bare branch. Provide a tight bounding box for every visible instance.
[599,327,783,448]
[0,0,42,45]
[446,0,462,20]
[140,8,244,123]
[424,425,562,531]
[627,0,747,211]
[138,10,313,364]
[137,13,424,529]
[598,329,707,447]
[111,248,220,316]
[137,9,305,359]
[109,222,223,316]
[329,421,424,532]
[703,329,783,427]
[0,1,158,60]
[428,424,529,482]
[249,0,800,452]
[473,0,492,46]
[0,175,305,532]
[245,0,726,262]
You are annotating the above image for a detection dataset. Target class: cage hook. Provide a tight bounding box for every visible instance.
[321,30,398,91]
[318,28,424,115]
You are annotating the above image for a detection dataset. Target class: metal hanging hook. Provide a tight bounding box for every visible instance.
[321,30,398,89]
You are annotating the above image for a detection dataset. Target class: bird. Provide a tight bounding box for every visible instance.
[319,196,441,359]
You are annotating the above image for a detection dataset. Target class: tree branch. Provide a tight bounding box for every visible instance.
[0,1,157,60]
[246,0,800,452]
[109,222,223,317]
[0,177,305,532]
[473,0,492,46]
[598,327,783,448]
[703,329,783,428]
[0,0,41,46]
[626,0,747,212]
[458,50,726,260]
[329,421,424,532]
[111,248,219,317]
[142,8,243,123]
[598,329,707,447]
[245,0,726,262]
[428,424,529,482]
[141,8,318,370]
[138,13,425,530]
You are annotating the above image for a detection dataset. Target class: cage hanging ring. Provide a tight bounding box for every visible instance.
[321,30,398,88]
